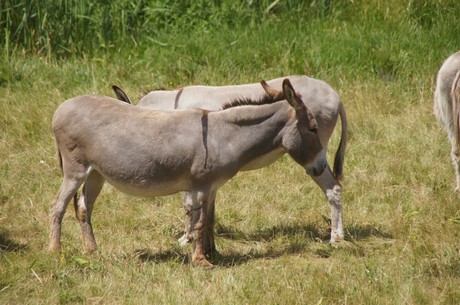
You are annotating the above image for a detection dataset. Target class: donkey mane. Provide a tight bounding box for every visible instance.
[220,94,281,110]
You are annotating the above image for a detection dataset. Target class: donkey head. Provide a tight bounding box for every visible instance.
[282,79,326,176]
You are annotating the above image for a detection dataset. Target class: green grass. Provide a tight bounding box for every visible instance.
[1,1,460,304]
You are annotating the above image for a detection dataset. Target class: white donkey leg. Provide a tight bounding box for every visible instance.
[178,192,193,246]
[49,177,85,252]
[310,165,344,243]
[451,147,460,193]
[74,171,105,253]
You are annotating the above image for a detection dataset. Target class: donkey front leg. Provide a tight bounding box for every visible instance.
[190,190,213,267]
[74,171,105,253]
[310,166,344,243]
[203,190,217,257]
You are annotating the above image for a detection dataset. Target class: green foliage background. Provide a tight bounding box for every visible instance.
[0,1,459,82]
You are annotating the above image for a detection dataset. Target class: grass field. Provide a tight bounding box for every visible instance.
[1,1,460,304]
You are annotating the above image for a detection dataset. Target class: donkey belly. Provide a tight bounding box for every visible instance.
[240,147,285,171]
[90,160,193,197]
[104,175,191,197]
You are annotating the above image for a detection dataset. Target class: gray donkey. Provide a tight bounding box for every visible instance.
[434,51,460,193]
[114,75,346,255]
[49,79,325,267]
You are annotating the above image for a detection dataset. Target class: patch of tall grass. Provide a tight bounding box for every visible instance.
[1,0,458,64]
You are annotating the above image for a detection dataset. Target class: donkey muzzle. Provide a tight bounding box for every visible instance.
[305,150,327,177]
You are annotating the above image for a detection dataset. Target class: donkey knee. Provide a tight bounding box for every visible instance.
[326,185,342,207]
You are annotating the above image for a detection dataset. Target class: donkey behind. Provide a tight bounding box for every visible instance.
[49,79,325,267]
[434,50,460,193]
[115,76,346,252]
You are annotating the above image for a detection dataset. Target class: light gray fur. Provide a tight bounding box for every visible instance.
[136,76,347,250]
[49,79,324,267]
[434,51,460,192]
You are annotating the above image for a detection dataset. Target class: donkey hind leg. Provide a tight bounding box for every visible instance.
[74,170,105,253]
[203,190,218,258]
[180,191,218,257]
[451,147,460,194]
[190,189,213,267]
[178,192,193,246]
[49,176,86,253]
[309,165,344,243]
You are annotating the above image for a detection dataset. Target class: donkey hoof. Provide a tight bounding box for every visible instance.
[83,242,97,254]
[48,243,61,253]
[84,247,97,254]
[206,249,221,259]
[192,255,214,269]
[178,234,192,247]
[330,232,344,243]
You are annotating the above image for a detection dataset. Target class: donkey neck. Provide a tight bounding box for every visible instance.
[219,101,292,126]
[206,101,294,172]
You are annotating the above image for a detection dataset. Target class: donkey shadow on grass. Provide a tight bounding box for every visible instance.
[215,219,393,243]
[135,221,393,267]
[0,230,28,252]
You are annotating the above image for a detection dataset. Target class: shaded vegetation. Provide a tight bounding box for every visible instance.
[0,230,28,252]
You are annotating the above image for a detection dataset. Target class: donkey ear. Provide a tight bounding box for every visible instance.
[112,85,133,104]
[260,80,285,101]
[282,79,318,130]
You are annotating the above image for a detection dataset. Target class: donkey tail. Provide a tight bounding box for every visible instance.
[451,70,460,153]
[333,101,348,181]
[55,140,63,173]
